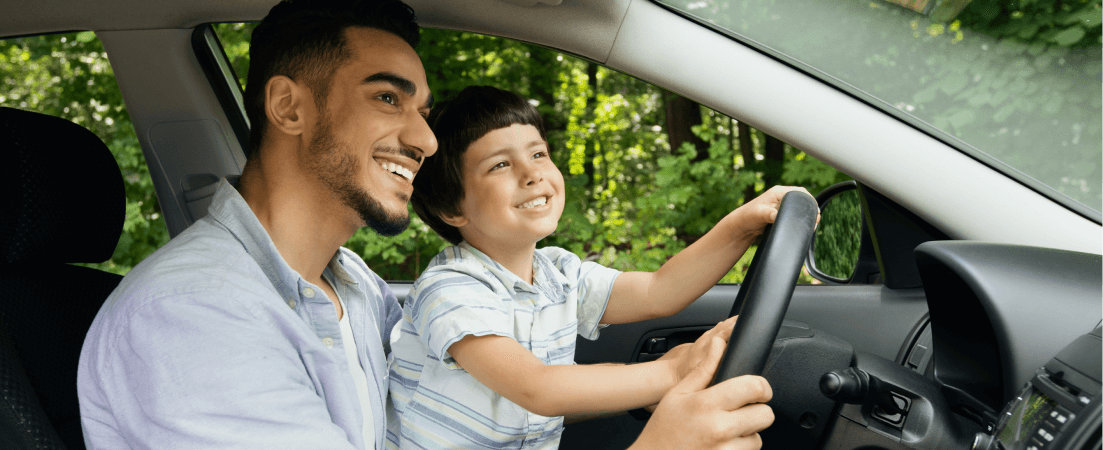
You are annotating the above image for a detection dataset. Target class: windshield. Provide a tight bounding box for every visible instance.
[654,0,1102,220]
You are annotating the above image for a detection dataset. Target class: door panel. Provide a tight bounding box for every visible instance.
[576,284,928,365]
[563,283,929,448]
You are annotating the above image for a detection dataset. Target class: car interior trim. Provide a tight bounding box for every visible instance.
[192,24,252,154]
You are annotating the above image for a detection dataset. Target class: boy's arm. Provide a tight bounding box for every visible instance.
[447,316,736,417]
[602,186,813,324]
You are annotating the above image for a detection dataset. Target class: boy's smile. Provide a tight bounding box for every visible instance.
[447,123,565,254]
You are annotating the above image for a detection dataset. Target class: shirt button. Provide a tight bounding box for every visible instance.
[303,287,316,298]
[322,337,334,348]
[287,300,296,309]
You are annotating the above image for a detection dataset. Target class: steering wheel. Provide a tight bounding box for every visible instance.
[711,191,819,385]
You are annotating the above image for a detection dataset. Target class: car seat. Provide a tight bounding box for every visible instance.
[0,107,126,450]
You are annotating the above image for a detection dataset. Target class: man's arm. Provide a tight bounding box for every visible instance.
[601,186,812,324]
[447,316,736,417]
[630,340,774,450]
[82,292,359,450]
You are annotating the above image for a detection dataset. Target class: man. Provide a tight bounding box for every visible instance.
[77,1,773,449]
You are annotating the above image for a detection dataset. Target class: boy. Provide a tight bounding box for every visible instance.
[388,85,805,449]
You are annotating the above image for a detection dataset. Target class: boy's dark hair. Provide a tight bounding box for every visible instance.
[413,85,548,245]
[244,0,419,157]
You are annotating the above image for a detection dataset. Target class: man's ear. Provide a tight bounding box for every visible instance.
[264,75,309,137]
[440,211,469,228]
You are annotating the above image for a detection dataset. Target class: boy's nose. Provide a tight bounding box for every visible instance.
[521,162,544,186]
[524,172,544,186]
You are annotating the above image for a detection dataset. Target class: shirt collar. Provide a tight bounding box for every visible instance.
[205,179,351,302]
[328,252,360,285]
[456,242,569,298]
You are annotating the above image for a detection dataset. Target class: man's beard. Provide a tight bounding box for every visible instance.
[306,120,410,236]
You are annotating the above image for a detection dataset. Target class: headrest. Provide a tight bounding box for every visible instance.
[0,107,125,265]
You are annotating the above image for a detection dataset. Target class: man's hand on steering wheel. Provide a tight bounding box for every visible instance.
[632,337,774,450]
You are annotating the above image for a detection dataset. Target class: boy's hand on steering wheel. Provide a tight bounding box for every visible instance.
[728,186,818,240]
[664,316,738,383]
[632,323,774,450]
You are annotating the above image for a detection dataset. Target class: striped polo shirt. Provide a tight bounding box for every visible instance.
[386,242,620,449]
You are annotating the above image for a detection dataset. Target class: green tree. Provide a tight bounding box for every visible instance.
[210,25,844,282]
[1,32,169,274]
[663,0,1102,210]
[4,24,847,281]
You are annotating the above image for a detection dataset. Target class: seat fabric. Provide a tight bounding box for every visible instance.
[0,107,126,450]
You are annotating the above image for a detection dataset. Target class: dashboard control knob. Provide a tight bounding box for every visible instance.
[819,368,869,404]
[820,368,905,416]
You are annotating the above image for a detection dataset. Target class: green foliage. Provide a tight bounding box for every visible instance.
[1,32,169,274]
[205,26,846,282]
[4,25,846,281]
[814,190,862,279]
[957,0,1102,48]
[212,22,257,87]
[662,0,1101,212]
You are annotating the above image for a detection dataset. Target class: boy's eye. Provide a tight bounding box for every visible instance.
[490,161,508,171]
[533,151,548,159]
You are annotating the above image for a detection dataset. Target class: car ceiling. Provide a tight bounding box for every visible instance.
[3,0,629,65]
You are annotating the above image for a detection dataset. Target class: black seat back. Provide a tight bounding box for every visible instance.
[0,107,125,450]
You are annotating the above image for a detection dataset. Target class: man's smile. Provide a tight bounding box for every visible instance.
[372,147,421,184]
[376,158,414,181]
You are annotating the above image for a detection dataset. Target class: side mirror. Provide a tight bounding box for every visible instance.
[806,181,863,284]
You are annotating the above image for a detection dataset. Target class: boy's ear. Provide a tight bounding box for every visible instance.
[440,211,469,228]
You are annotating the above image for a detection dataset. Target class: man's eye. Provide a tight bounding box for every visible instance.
[378,93,397,105]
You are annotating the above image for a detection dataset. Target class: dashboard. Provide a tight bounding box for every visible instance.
[976,327,1101,450]
[916,242,1102,450]
[786,241,1102,450]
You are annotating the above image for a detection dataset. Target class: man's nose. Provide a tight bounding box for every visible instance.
[400,110,438,159]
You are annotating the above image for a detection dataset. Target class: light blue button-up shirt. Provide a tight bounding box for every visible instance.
[78,179,401,450]
[388,242,619,449]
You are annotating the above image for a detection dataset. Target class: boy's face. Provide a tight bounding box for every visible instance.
[446,123,565,250]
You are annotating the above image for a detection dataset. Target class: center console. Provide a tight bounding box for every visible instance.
[973,327,1102,450]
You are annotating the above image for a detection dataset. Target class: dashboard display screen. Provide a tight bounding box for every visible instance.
[997,389,1058,447]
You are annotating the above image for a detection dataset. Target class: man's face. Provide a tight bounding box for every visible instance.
[451,123,565,251]
[304,26,436,236]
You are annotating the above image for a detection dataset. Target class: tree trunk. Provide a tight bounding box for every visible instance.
[737,121,757,203]
[664,94,708,162]
[762,133,785,190]
[530,47,562,132]
[583,62,598,188]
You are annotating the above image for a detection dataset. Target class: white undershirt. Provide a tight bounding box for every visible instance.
[336,288,375,449]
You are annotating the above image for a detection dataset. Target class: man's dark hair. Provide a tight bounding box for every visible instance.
[244,0,419,157]
[412,86,548,245]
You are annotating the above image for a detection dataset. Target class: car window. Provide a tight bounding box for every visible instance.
[654,0,1102,221]
[210,24,851,282]
[0,31,169,275]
